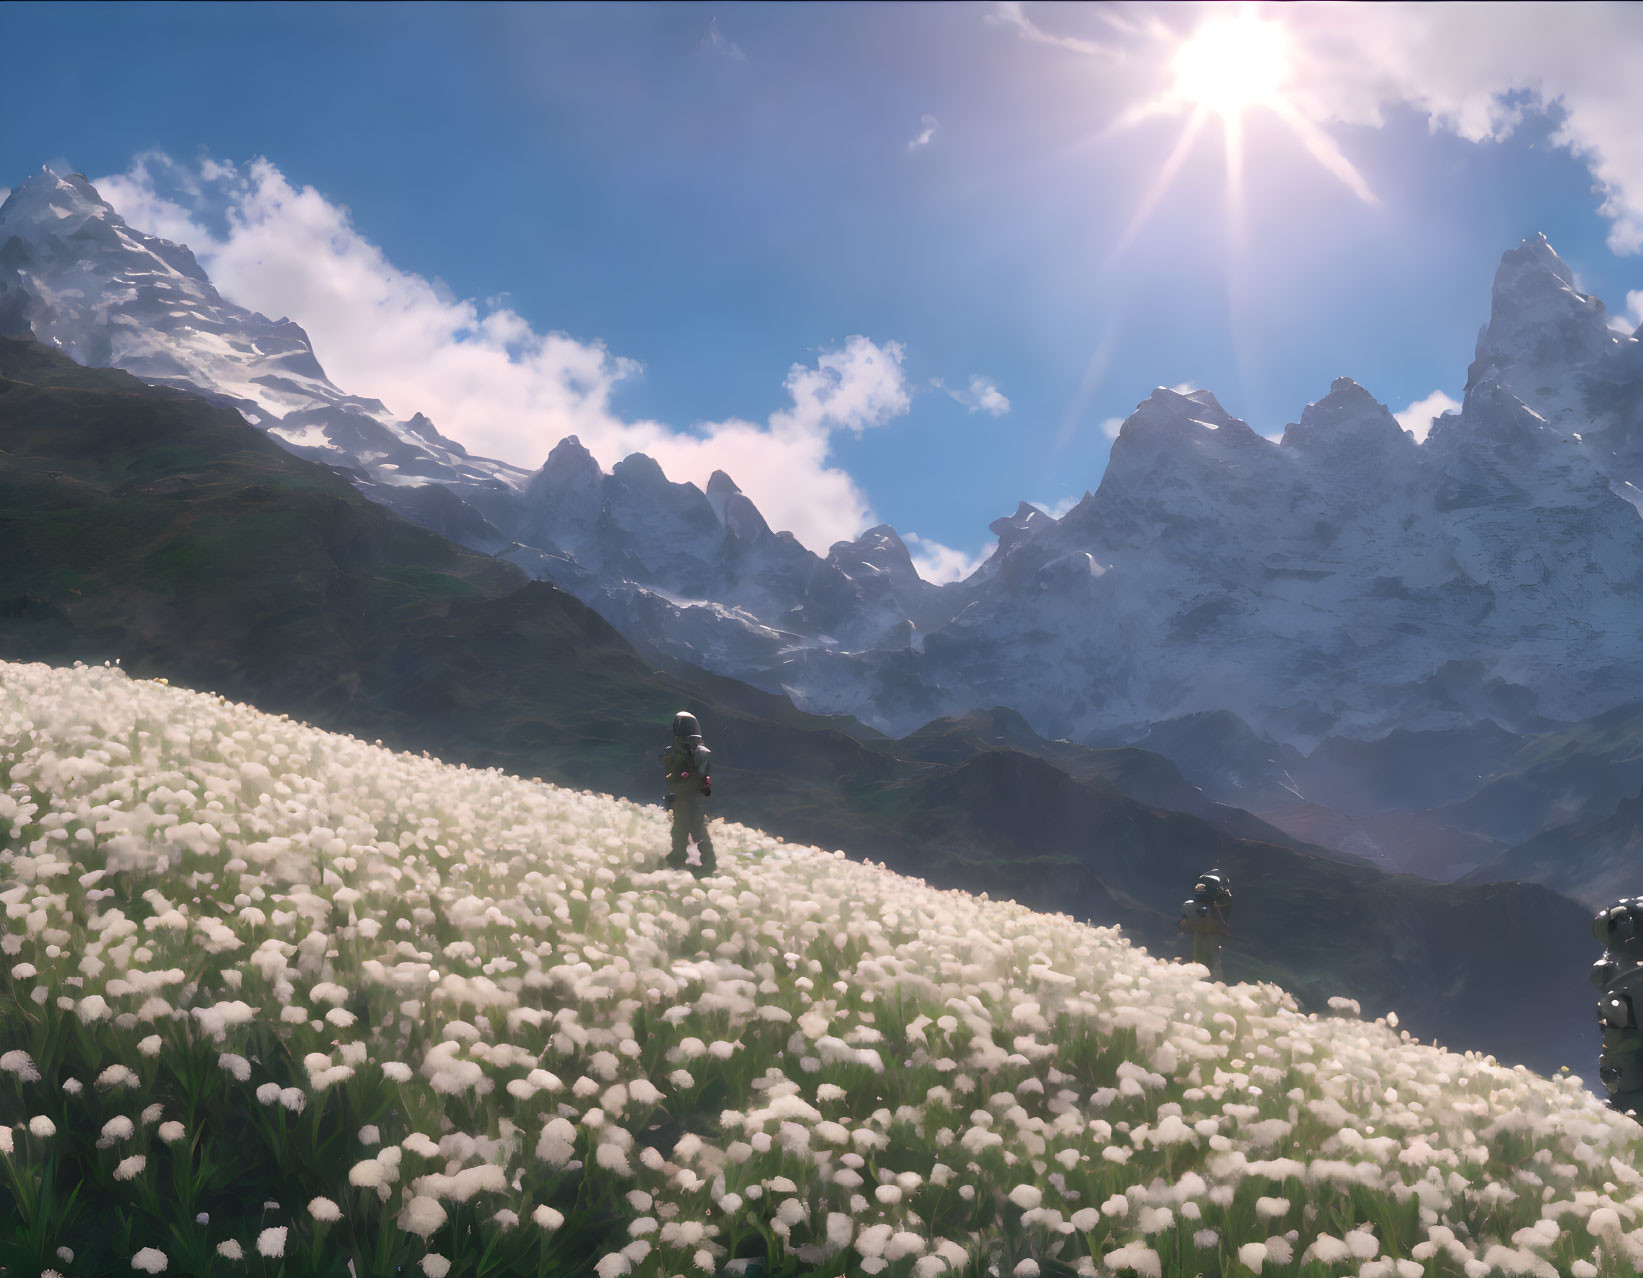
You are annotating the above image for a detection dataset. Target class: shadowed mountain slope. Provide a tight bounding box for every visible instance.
[0,337,1599,1080]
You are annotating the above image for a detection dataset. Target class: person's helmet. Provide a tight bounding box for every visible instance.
[673,711,702,739]
[1595,897,1643,959]
[1194,868,1230,898]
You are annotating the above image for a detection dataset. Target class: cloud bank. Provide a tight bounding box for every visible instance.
[89,153,975,561]
[997,1,1643,254]
[1394,388,1462,444]
[908,115,940,151]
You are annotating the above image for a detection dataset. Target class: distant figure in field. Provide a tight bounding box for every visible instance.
[661,710,716,877]
[1592,896,1643,1122]
[1179,867,1234,980]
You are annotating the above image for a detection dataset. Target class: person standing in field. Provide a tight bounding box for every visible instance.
[661,710,717,877]
[1592,897,1643,1122]
[1179,867,1233,980]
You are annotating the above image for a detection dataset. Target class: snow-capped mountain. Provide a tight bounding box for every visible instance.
[0,168,529,518]
[0,169,950,668]
[8,164,1643,754]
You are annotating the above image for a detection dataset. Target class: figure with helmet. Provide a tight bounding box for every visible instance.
[661,710,717,877]
[1179,867,1234,980]
[1592,896,1643,1121]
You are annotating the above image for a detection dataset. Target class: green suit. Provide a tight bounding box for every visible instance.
[662,737,716,875]
[1179,896,1232,979]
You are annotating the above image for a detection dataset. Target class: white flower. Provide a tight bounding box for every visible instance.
[1303,1235,1350,1264]
[1008,1184,1043,1210]
[131,1247,168,1273]
[256,1227,287,1258]
[114,1154,147,1180]
[29,1115,56,1138]
[216,1240,243,1260]
[349,1159,385,1188]
[309,1197,342,1222]
[1015,1263,1041,1278]
[138,1035,163,1058]
[102,1115,136,1144]
[219,1053,251,1083]
[359,1125,381,1146]
[1237,1243,1268,1274]
[1,1050,40,1082]
[534,1205,565,1230]
[400,1196,448,1239]
[157,1121,186,1144]
[420,1256,451,1278]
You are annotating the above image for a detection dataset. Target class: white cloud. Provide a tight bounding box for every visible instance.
[936,373,1011,416]
[1394,388,1462,444]
[705,17,746,61]
[908,115,940,152]
[1607,289,1643,335]
[92,154,910,556]
[1168,380,1197,395]
[1273,5,1643,254]
[903,532,994,585]
[1099,416,1126,439]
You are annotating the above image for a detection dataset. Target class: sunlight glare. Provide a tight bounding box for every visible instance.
[1171,11,1290,118]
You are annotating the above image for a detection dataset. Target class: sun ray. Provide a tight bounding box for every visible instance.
[1223,109,1246,254]
[1108,105,1209,266]
[1268,97,1380,205]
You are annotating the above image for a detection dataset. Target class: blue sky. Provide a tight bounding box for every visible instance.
[4,1,1643,578]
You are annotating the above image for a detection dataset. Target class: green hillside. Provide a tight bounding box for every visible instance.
[2,661,1639,1278]
[0,337,1600,1081]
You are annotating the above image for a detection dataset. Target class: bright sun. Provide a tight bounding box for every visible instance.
[1170,11,1290,117]
[1104,4,1376,264]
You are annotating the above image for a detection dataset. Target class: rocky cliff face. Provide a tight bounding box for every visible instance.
[9,167,1643,753]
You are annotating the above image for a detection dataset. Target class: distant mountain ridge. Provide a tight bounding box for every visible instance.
[8,169,1643,757]
[0,333,1601,1079]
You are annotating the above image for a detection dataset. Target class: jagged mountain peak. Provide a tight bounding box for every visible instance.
[1469,231,1620,396]
[833,523,915,567]
[988,501,1050,541]
[1117,384,1258,444]
[536,435,603,489]
[705,469,741,501]
[1499,231,1578,290]
[3,167,119,226]
[1281,377,1413,456]
[611,451,668,486]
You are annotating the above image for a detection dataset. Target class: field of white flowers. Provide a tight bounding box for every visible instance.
[2,658,1642,1278]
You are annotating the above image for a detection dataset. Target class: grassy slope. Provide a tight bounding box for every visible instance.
[3,661,1642,1278]
[0,338,1599,1079]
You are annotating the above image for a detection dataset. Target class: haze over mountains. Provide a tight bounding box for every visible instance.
[7,166,1643,905]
